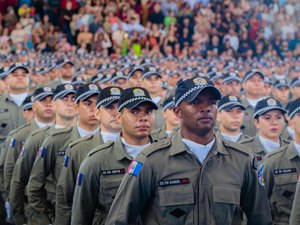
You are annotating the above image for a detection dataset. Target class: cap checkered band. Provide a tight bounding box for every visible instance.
[253,106,285,118]
[218,102,244,112]
[97,96,120,108]
[54,90,76,101]
[75,90,99,103]
[118,97,152,111]
[175,85,214,107]
[289,106,300,119]
[33,92,53,101]
[22,103,33,110]
[292,79,300,87]
[163,101,175,111]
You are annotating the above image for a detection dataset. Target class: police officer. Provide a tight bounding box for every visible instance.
[10,84,77,225]
[141,67,164,130]
[27,83,100,224]
[105,77,273,225]
[0,64,30,147]
[127,66,144,87]
[290,77,300,100]
[263,98,300,225]
[272,79,290,107]
[4,87,55,196]
[240,97,289,164]
[222,72,242,97]
[0,67,8,94]
[240,69,265,137]
[71,87,158,225]
[55,86,123,225]
[216,95,248,142]
[151,96,179,140]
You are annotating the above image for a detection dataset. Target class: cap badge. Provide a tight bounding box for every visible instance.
[64,84,74,90]
[89,84,98,91]
[110,87,121,96]
[43,87,52,92]
[149,67,156,72]
[133,88,145,97]
[193,77,207,86]
[267,98,277,106]
[228,96,238,101]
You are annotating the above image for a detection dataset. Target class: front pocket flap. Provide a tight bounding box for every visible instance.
[101,179,121,189]
[159,186,194,206]
[274,175,297,185]
[213,186,241,204]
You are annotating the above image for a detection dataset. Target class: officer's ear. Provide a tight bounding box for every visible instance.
[241,82,247,90]
[254,117,260,129]
[173,106,182,119]
[216,111,222,122]
[95,108,101,122]
[116,110,122,123]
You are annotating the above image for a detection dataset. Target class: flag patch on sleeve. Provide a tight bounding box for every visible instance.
[38,147,46,158]
[10,138,16,148]
[64,155,69,168]
[20,147,26,157]
[77,173,83,186]
[127,160,143,177]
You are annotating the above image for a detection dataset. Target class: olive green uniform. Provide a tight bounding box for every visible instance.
[153,101,164,130]
[4,120,39,195]
[0,93,26,147]
[151,125,178,140]
[240,134,290,164]
[71,136,154,225]
[55,131,104,225]
[10,126,53,225]
[290,181,300,225]
[28,126,80,225]
[240,98,256,137]
[263,142,300,225]
[105,131,273,225]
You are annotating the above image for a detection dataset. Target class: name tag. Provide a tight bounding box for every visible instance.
[102,169,126,176]
[0,109,8,113]
[159,178,189,187]
[274,168,297,175]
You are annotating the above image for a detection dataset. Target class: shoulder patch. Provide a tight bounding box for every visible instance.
[69,134,94,148]
[128,160,143,177]
[141,139,171,157]
[222,140,251,156]
[87,140,114,157]
[52,126,73,136]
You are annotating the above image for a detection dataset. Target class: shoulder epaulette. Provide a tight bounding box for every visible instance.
[282,138,291,145]
[87,140,114,157]
[265,145,287,158]
[239,136,255,144]
[30,126,50,137]
[51,126,73,136]
[142,138,171,157]
[69,134,94,148]
[12,122,31,134]
[223,140,251,156]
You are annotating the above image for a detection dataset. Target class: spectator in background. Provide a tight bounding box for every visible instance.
[148,3,164,26]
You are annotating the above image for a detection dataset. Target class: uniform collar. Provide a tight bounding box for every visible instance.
[287,142,300,160]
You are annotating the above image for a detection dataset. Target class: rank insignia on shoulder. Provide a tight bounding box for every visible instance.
[258,164,265,187]
[38,147,46,158]
[64,155,69,168]
[77,173,83,186]
[10,138,16,148]
[127,160,143,177]
[159,178,189,187]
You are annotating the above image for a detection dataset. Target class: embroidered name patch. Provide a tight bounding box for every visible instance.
[127,161,143,177]
[274,168,297,175]
[159,178,190,187]
[102,169,126,176]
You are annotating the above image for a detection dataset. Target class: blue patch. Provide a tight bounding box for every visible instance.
[38,147,46,158]
[77,173,83,186]
[64,155,69,168]
[258,164,265,187]
[127,161,143,177]
[10,138,16,148]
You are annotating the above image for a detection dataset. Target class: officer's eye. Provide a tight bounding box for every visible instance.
[209,100,217,105]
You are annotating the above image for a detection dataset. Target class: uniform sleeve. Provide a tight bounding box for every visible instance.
[4,136,21,194]
[290,181,300,225]
[0,137,10,196]
[27,137,54,224]
[10,137,38,225]
[240,157,273,225]
[55,148,75,225]
[71,158,100,225]
[105,153,154,225]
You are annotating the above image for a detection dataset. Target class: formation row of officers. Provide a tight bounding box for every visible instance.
[1,63,300,225]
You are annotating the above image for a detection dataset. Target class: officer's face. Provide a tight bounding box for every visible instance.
[142,75,162,95]
[33,96,55,123]
[0,79,7,93]
[167,74,181,88]
[272,87,290,103]
[217,107,244,133]
[254,110,284,141]
[224,81,241,96]
[6,68,29,91]
[174,89,218,137]
[163,108,180,127]
[22,109,35,123]
[118,103,155,142]
[114,78,127,89]
[291,85,300,99]
[214,78,225,95]
[128,71,142,87]
[61,63,74,79]
[77,95,98,128]
[96,102,121,133]
[263,83,273,96]
[54,94,76,120]
[290,114,300,137]
[243,74,264,97]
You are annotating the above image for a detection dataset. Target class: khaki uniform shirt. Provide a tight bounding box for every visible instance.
[240,134,290,165]
[151,125,178,140]
[240,98,256,137]
[55,131,104,225]
[4,120,39,194]
[263,142,300,225]
[0,94,26,147]
[28,126,80,225]
[105,131,273,225]
[290,181,300,225]
[10,126,53,225]
[71,136,154,225]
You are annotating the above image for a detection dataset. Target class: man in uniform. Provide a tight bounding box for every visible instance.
[216,95,248,142]
[127,66,144,87]
[222,72,242,97]
[71,87,157,225]
[151,96,179,140]
[263,98,300,225]
[272,79,290,107]
[105,77,273,225]
[54,86,123,225]
[0,64,30,147]
[4,87,55,197]
[0,67,8,95]
[240,97,289,164]
[241,69,265,136]
[27,84,100,224]
[10,84,77,225]
[290,77,300,100]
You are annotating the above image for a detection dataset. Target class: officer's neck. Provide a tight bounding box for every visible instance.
[100,124,121,133]
[165,120,177,132]
[121,131,150,146]
[36,115,55,125]
[181,127,215,145]
[246,93,262,100]
[55,115,75,128]
[219,125,241,136]
[8,88,28,95]
[78,120,99,132]
[294,132,300,146]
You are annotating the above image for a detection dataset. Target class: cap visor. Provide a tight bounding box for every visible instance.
[186,86,222,102]
[54,90,76,100]
[124,99,158,111]
[97,99,119,108]
[219,103,246,111]
[34,93,53,101]
[254,107,286,118]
